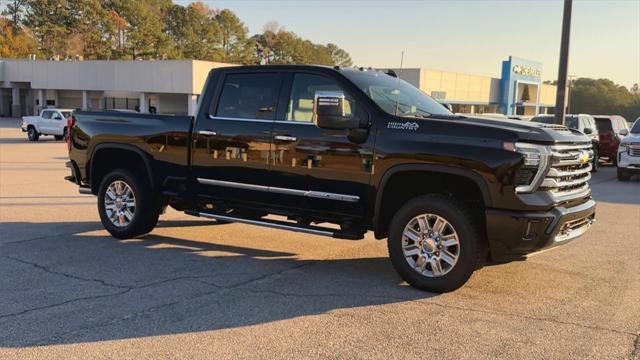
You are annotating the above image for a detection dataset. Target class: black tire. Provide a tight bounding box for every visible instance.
[54,135,64,140]
[27,126,39,141]
[387,194,487,293]
[611,155,618,166]
[591,150,598,172]
[617,168,631,181]
[97,169,160,239]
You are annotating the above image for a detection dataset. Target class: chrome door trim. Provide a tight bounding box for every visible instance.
[197,178,360,202]
[197,178,268,192]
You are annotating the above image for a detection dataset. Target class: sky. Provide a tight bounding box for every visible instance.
[176,0,640,87]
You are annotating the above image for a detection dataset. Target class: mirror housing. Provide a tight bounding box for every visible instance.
[583,127,593,135]
[313,91,360,130]
[619,128,629,136]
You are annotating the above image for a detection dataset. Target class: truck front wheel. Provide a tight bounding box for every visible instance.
[97,169,160,239]
[27,126,39,141]
[387,194,486,293]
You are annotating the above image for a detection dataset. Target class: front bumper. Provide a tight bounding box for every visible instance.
[486,199,596,261]
[617,150,640,173]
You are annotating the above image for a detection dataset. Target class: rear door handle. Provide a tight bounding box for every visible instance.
[198,130,217,136]
[274,135,297,142]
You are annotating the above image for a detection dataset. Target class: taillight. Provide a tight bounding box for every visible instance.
[66,116,75,152]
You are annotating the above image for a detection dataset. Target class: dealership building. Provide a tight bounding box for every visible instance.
[0,59,233,117]
[0,55,556,118]
[391,56,557,116]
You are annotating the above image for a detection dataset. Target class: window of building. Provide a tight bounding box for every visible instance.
[216,73,282,120]
[286,73,351,122]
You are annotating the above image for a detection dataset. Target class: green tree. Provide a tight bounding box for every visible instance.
[23,0,71,59]
[66,0,114,59]
[327,43,353,67]
[253,25,353,66]
[1,0,27,33]
[215,9,254,64]
[521,84,530,102]
[103,0,172,59]
[166,2,221,60]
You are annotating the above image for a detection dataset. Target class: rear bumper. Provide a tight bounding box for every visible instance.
[486,199,596,261]
[65,160,92,194]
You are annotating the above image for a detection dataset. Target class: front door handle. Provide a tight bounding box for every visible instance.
[198,130,217,136]
[274,135,297,142]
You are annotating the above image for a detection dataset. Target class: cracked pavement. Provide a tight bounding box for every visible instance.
[0,118,639,359]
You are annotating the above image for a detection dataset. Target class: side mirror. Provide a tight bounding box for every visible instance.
[583,127,593,134]
[313,91,359,130]
[619,128,629,136]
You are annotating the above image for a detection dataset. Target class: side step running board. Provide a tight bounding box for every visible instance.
[185,210,363,239]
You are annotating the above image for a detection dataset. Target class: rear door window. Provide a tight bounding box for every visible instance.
[215,73,282,120]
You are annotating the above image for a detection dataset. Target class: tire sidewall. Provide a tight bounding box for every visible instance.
[97,169,154,238]
[388,196,479,292]
[27,128,38,141]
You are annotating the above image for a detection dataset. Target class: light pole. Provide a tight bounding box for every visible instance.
[554,0,573,125]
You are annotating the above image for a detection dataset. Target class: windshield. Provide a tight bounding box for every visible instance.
[565,116,578,129]
[631,120,640,134]
[61,111,72,119]
[341,70,453,117]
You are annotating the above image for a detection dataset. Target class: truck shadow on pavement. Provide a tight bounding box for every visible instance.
[0,220,433,347]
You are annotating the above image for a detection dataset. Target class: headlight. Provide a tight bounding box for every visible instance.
[504,142,552,193]
[619,143,628,152]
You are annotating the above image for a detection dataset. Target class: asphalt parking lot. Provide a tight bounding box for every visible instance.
[0,117,638,359]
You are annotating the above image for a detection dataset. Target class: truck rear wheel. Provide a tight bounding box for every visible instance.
[97,169,160,239]
[387,194,486,293]
[27,127,39,141]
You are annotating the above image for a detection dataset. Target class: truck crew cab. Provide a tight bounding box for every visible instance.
[66,65,596,292]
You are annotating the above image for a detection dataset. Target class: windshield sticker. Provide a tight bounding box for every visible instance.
[387,121,419,131]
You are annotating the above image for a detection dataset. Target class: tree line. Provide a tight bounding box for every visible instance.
[568,79,640,123]
[0,0,353,66]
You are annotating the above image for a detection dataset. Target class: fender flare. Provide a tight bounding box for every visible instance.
[372,163,492,236]
[89,142,155,192]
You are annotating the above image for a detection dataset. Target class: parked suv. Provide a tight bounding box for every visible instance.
[65,65,596,292]
[594,115,629,165]
[531,114,600,171]
[617,118,640,181]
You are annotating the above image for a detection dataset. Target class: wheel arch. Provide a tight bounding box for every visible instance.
[373,164,492,239]
[88,143,155,195]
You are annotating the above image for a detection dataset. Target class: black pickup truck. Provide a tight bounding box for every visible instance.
[66,65,596,292]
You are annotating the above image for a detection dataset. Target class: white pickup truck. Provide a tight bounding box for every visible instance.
[21,108,73,141]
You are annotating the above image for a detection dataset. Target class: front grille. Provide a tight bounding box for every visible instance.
[627,143,640,157]
[540,143,593,199]
[555,214,595,242]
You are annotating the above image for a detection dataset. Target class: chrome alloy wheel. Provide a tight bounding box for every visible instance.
[401,213,460,277]
[104,180,136,227]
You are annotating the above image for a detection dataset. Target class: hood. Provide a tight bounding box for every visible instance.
[621,132,640,143]
[447,115,591,144]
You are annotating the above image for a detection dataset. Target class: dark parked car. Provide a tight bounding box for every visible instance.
[66,65,596,292]
[531,114,600,171]
[593,115,629,165]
